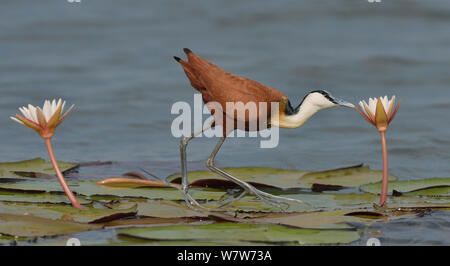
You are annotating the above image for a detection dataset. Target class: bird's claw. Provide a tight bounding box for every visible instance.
[183,191,227,212]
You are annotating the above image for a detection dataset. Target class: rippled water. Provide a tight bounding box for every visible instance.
[1,0,449,245]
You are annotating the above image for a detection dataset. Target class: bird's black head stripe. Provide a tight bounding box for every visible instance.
[309,90,338,104]
[285,90,337,115]
[285,99,296,115]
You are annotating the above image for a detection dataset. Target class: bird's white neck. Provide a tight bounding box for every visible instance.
[271,96,333,129]
[279,104,320,129]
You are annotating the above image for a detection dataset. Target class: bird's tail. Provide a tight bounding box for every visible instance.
[173,48,204,91]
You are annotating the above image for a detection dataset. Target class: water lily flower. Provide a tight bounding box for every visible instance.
[356,95,401,132]
[11,99,74,139]
[11,99,83,210]
[355,95,401,206]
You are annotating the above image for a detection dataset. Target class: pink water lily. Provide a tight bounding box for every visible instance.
[11,99,82,210]
[356,95,401,132]
[355,96,401,206]
[11,99,74,139]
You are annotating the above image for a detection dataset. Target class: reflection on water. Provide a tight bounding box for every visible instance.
[0,0,449,245]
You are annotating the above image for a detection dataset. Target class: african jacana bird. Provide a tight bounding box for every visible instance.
[174,48,354,211]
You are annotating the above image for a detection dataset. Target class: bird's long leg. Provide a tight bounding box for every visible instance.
[180,123,224,211]
[206,137,304,211]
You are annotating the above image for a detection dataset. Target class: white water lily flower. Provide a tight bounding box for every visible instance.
[11,99,74,139]
[355,95,402,206]
[356,95,400,132]
[10,98,82,210]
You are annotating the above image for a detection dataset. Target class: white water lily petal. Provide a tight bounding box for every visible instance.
[57,99,62,111]
[20,105,38,124]
[19,107,29,120]
[368,98,377,115]
[388,96,396,113]
[381,96,389,111]
[357,95,398,129]
[10,116,24,125]
[28,105,39,123]
[358,99,375,118]
[12,99,74,136]
[52,99,57,113]
[358,101,366,113]
[43,100,52,122]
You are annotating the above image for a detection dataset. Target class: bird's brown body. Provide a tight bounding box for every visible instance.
[174,48,288,134]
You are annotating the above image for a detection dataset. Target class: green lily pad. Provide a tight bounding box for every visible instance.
[212,210,355,229]
[166,165,396,190]
[104,217,209,228]
[404,186,450,197]
[35,233,275,246]
[0,188,90,204]
[202,192,450,213]
[117,222,360,245]
[110,200,209,218]
[212,207,425,231]
[0,201,137,223]
[0,158,78,178]
[0,236,15,245]
[0,213,101,237]
[360,178,450,196]
[299,165,396,188]
[0,180,224,201]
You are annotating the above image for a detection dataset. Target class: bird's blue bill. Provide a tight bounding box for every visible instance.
[335,98,355,108]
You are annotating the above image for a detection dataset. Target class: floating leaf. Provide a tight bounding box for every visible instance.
[104,217,211,228]
[167,167,305,189]
[404,186,450,197]
[36,234,274,246]
[97,177,169,188]
[0,180,224,201]
[0,201,137,223]
[0,235,18,245]
[117,223,360,245]
[211,208,421,230]
[299,165,396,188]
[0,188,90,204]
[0,214,101,237]
[0,158,78,178]
[360,178,450,196]
[167,165,396,190]
[202,192,450,213]
[212,210,355,229]
[110,200,209,218]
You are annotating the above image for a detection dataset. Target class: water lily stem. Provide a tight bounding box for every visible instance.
[379,131,389,206]
[45,138,83,210]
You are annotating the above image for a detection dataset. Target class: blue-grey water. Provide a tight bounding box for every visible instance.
[1,0,449,245]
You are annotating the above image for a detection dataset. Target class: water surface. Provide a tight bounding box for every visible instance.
[0,0,449,245]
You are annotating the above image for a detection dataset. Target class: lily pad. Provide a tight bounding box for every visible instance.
[36,233,275,246]
[212,210,355,230]
[117,222,360,245]
[202,192,450,213]
[0,188,90,204]
[0,201,137,223]
[104,217,209,228]
[299,165,396,188]
[0,180,224,201]
[166,165,396,190]
[0,158,78,178]
[360,178,450,196]
[110,200,209,218]
[0,235,17,245]
[97,178,169,188]
[212,207,426,231]
[0,213,101,237]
